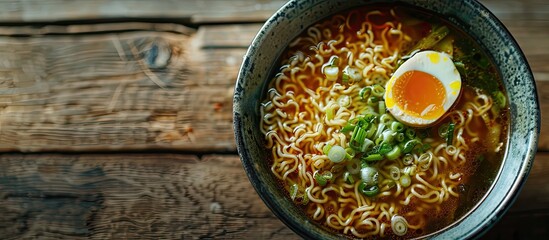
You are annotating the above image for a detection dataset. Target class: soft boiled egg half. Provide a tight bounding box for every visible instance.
[384,50,462,127]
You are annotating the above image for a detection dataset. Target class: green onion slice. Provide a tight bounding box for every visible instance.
[400,174,411,187]
[359,182,380,197]
[371,84,385,97]
[391,215,409,236]
[402,153,414,165]
[327,145,346,163]
[446,122,455,146]
[314,170,333,187]
[363,153,383,162]
[343,171,355,184]
[322,144,333,155]
[290,183,299,201]
[360,166,379,186]
[388,166,400,181]
[359,87,372,100]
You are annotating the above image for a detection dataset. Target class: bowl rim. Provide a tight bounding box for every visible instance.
[233,0,540,239]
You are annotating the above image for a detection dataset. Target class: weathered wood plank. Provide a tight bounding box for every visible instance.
[0,0,288,24]
[0,154,297,239]
[0,152,547,239]
[0,0,545,25]
[535,81,549,151]
[0,24,244,152]
[196,24,262,48]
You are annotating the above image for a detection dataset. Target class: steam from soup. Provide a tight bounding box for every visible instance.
[260,6,508,239]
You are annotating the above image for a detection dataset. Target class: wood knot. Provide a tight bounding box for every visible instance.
[145,40,171,69]
[209,202,223,214]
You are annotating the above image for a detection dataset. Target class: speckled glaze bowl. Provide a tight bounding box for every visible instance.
[233,0,540,239]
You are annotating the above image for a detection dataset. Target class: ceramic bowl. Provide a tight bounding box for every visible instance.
[233,0,540,239]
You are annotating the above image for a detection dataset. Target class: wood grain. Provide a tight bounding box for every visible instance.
[0,24,244,152]
[0,0,288,24]
[0,154,296,239]
[0,153,547,239]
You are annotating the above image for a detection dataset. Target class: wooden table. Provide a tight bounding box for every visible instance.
[0,0,546,239]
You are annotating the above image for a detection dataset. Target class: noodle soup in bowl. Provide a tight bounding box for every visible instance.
[233,0,539,239]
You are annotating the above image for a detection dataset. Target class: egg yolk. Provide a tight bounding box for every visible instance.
[392,70,446,119]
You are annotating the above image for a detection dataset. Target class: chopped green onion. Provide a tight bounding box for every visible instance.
[378,142,393,155]
[402,153,414,165]
[433,34,454,55]
[402,139,420,153]
[359,182,379,197]
[343,66,362,82]
[342,73,350,83]
[438,123,450,138]
[341,123,355,133]
[363,106,377,116]
[380,114,394,126]
[314,172,327,186]
[368,96,380,106]
[418,152,433,171]
[345,147,356,159]
[421,143,431,152]
[364,125,375,140]
[359,87,372,100]
[374,137,384,146]
[408,25,450,53]
[391,215,409,236]
[446,122,455,146]
[347,159,361,174]
[391,122,405,132]
[396,132,405,143]
[361,166,379,186]
[378,101,386,115]
[328,145,346,163]
[322,144,333,155]
[405,128,416,139]
[343,171,355,184]
[330,164,345,175]
[363,153,383,162]
[381,130,395,144]
[289,184,310,205]
[328,55,339,66]
[361,138,374,152]
[350,125,367,151]
[374,122,386,140]
[326,104,335,120]
[400,174,411,187]
[302,187,310,205]
[493,91,506,109]
[371,84,385,97]
[385,180,396,189]
[386,145,402,160]
[337,95,351,108]
[388,166,400,181]
[455,61,467,78]
[403,165,416,176]
[314,170,333,187]
[323,65,339,81]
[321,55,340,81]
[290,183,298,200]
